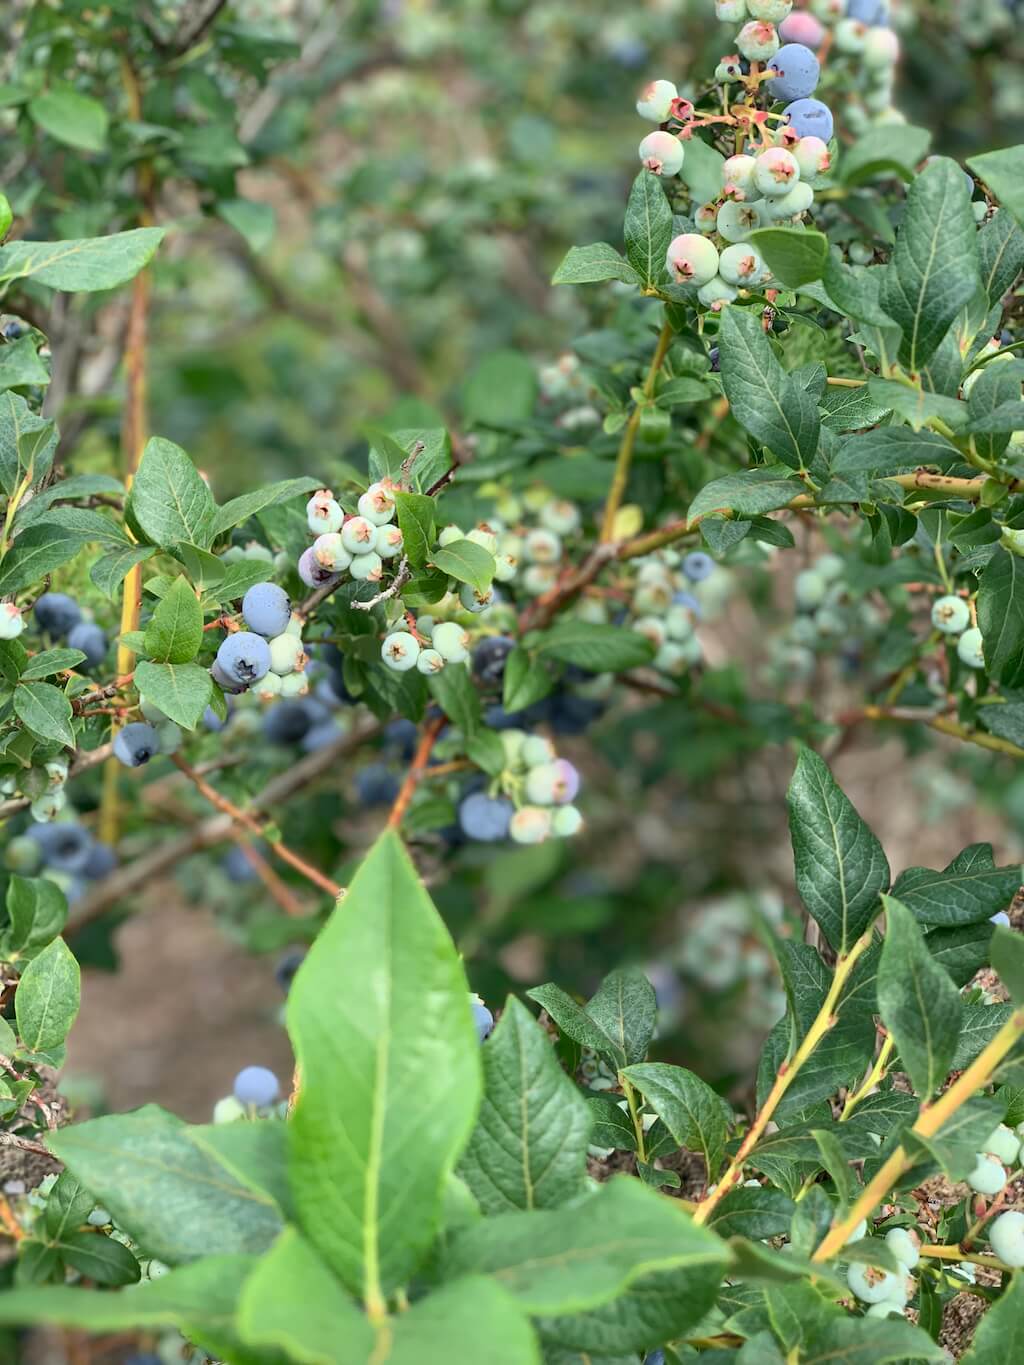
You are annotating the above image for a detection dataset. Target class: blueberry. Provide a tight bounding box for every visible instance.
[112,722,161,768]
[262,700,315,746]
[547,692,605,736]
[216,632,272,688]
[203,703,230,731]
[767,44,821,102]
[32,592,82,637]
[644,1353,666,1365]
[275,948,306,992]
[384,718,418,759]
[931,595,970,636]
[990,1211,1024,1268]
[783,98,834,142]
[67,622,107,670]
[300,719,343,753]
[355,764,400,807]
[242,582,291,638]
[458,792,514,842]
[30,821,93,873]
[233,1065,280,1108]
[683,551,715,582]
[847,0,885,19]
[211,660,250,695]
[81,841,117,880]
[471,998,495,1042]
[298,547,337,588]
[473,636,515,688]
[708,347,720,373]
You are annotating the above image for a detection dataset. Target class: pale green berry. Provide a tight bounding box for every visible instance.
[655,641,691,675]
[666,233,720,287]
[967,1151,1007,1195]
[313,533,351,572]
[416,648,445,675]
[157,722,183,755]
[279,671,310,697]
[982,1123,1021,1166]
[45,758,69,787]
[357,481,396,525]
[639,131,685,178]
[539,500,581,536]
[796,570,828,610]
[834,17,868,52]
[718,243,768,286]
[765,181,814,219]
[884,1227,921,1270]
[522,735,556,767]
[929,595,970,635]
[846,1262,904,1305]
[722,154,758,199]
[494,553,518,583]
[438,524,464,547]
[466,526,499,556]
[957,627,985,670]
[341,516,377,555]
[31,790,66,822]
[306,490,344,535]
[865,1302,903,1319]
[432,621,470,663]
[510,805,553,845]
[754,148,801,197]
[0,602,24,640]
[633,616,667,649]
[695,202,720,234]
[717,200,763,242]
[375,524,404,559]
[636,78,678,123]
[665,605,695,641]
[523,565,558,596]
[459,583,494,614]
[793,135,831,183]
[552,805,584,837]
[255,671,284,701]
[500,729,528,769]
[737,19,781,61]
[381,631,421,673]
[525,528,562,564]
[285,612,304,637]
[748,0,792,18]
[212,1095,245,1124]
[268,633,306,676]
[350,552,384,582]
[416,615,435,636]
[697,277,738,309]
[816,553,843,581]
[714,0,747,19]
[989,1211,1024,1267]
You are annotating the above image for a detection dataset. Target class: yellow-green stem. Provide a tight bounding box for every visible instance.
[920,1244,1014,1273]
[694,927,875,1225]
[813,1009,1024,1263]
[841,1034,894,1119]
[621,1075,648,1164]
[600,319,674,543]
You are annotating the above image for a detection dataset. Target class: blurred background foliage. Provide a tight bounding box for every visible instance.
[1,0,1023,1118]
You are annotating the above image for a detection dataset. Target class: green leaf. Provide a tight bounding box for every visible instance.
[881,158,980,371]
[718,307,820,469]
[679,135,726,212]
[967,360,1024,461]
[530,622,654,672]
[503,647,555,713]
[40,505,131,547]
[979,548,1024,684]
[585,968,657,1067]
[286,831,481,1304]
[90,544,157,597]
[235,1227,374,1362]
[368,427,451,491]
[620,1062,730,1180]
[832,427,961,477]
[58,1231,140,1286]
[428,666,481,735]
[969,144,1024,232]
[892,844,1022,927]
[950,1008,1014,1071]
[687,466,804,522]
[787,748,889,953]
[802,1315,948,1363]
[210,476,321,538]
[746,228,828,288]
[961,1270,1024,1363]
[15,937,79,1052]
[48,1108,282,1264]
[552,243,640,287]
[0,526,85,595]
[20,648,86,680]
[865,379,967,433]
[525,984,627,1070]
[623,171,673,288]
[443,1176,729,1315]
[28,85,108,151]
[705,1186,796,1240]
[430,538,495,592]
[841,124,932,185]
[189,1121,293,1220]
[143,576,204,664]
[5,876,67,952]
[978,210,1024,306]
[992,924,1024,1006]
[44,1173,94,1241]
[461,352,539,427]
[877,895,962,1099]
[820,260,898,328]
[0,391,58,495]
[216,198,277,253]
[456,996,590,1215]
[394,491,435,569]
[0,335,50,392]
[381,1277,540,1365]
[127,437,216,550]
[12,682,75,747]
[132,661,212,730]
[0,228,165,292]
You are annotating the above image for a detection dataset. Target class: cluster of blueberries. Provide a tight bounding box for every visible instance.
[3,812,116,900]
[1,590,108,667]
[625,550,712,677]
[457,730,583,846]
[931,593,985,671]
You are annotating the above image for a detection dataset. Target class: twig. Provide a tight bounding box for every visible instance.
[400,441,426,487]
[386,715,446,831]
[600,319,674,542]
[297,573,345,618]
[0,1192,23,1242]
[0,1131,52,1159]
[170,755,341,900]
[238,838,308,918]
[353,558,410,611]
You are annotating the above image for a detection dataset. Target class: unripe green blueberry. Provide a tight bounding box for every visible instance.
[957,627,985,670]
[795,568,828,609]
[718,243,769,286]
[500,728,528,769]
[493,553,518,583]
[157,721,183,755]
[931,595,971,635]
[279,671,310,698]
[525,528,563,564]
[523,564,558,596]
[722,154,758,200]
[510,805,553,845]
[811,0,847,16]
[982,1123,1021,1166]
[715,57,745,83]
[255,671,284,701]
[633,616,667,650]
[715,0,747,20]
[31,789,66,822]
[717,200,763,242]
[416,648,445,675]
[989,1211,1024,1267]
[697,277,738,310]
[695,202,720,234]
[816,553,843,581]
[848,241,874,265]
[865,1302,903,1319]
[754,147,801,197]
[268,633,307,676]
[432,621,471,663]
[340,516,377,555]
[815,607,846,638]
[639,131,685,178]
[213,1096,245,1124]
[381,631,421,672]
[665,605,696,642]
[884,1227,921,1270]
[45,757,69,788]
[374,525,404,559]
[459,583,495,614]
[636,79,678,123]
[973,200,988,224]
[765,181,815,219]
[667,233,720,287]
[465,525,499,556]
[357,481,396,525]
[522,735,556,766]
[552,805,584,838]
[846,1261,904,1305]
[737,20,781,61]
[539,500,581,536]
[834,17,868,51]
[967,1151,1008,1195]
[438,524,464,547]
[307,490,344,536]
[793,136,831,183]
[4,835,42,875]
[350,551,384,582]
[748,0,792,18]
[655,640,693,674]
[313,533,351,573]
[0,602,24,640]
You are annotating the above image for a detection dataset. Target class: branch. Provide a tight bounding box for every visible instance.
[600,319,674,543]
[353,558,410,611]
[386,715,446,831]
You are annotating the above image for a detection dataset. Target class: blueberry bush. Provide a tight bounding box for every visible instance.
[2,0,1024,1361]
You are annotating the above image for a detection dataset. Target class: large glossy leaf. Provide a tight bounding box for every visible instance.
[0,391,58,495]
[143,576,204,664]
[458,997,591,1214]
[978,548,1024,685]
[287,832,481,1307]
[211,477,321,538]
[48,1108,283,1264]
[969,144,1024,232]
[132,661,212,730]
[623,170,672,288]
[0,228,165,292]
[620,1062,730,1180]
[787,748,889,952]
[718,307,819,468]
[891,843,1023,926]
[127,436,216,550]
[15,937,79,1052]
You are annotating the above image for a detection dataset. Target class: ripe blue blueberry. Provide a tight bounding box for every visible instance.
[242,582,292,638]
[203,703,229,732]
[683,551,715,581]
[32,592,82,637]
[459,791,515,842]
[216,632,272,687]
[301,719,344,753]
[67,622,107,670]
[211,661,249,695]
[221,844,261,882]
[113,722,161,768]
[471,997,495,1042]
[298,546,336,588]
[473,635,516,687]
[262,700,317,745]
[355,763,401,807]
[82,841,117,879]
[233,1065,280,1108]
[275,947,307,992]
[767,44,821,101]
[847,0,885,20]
[783,98,834,141]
